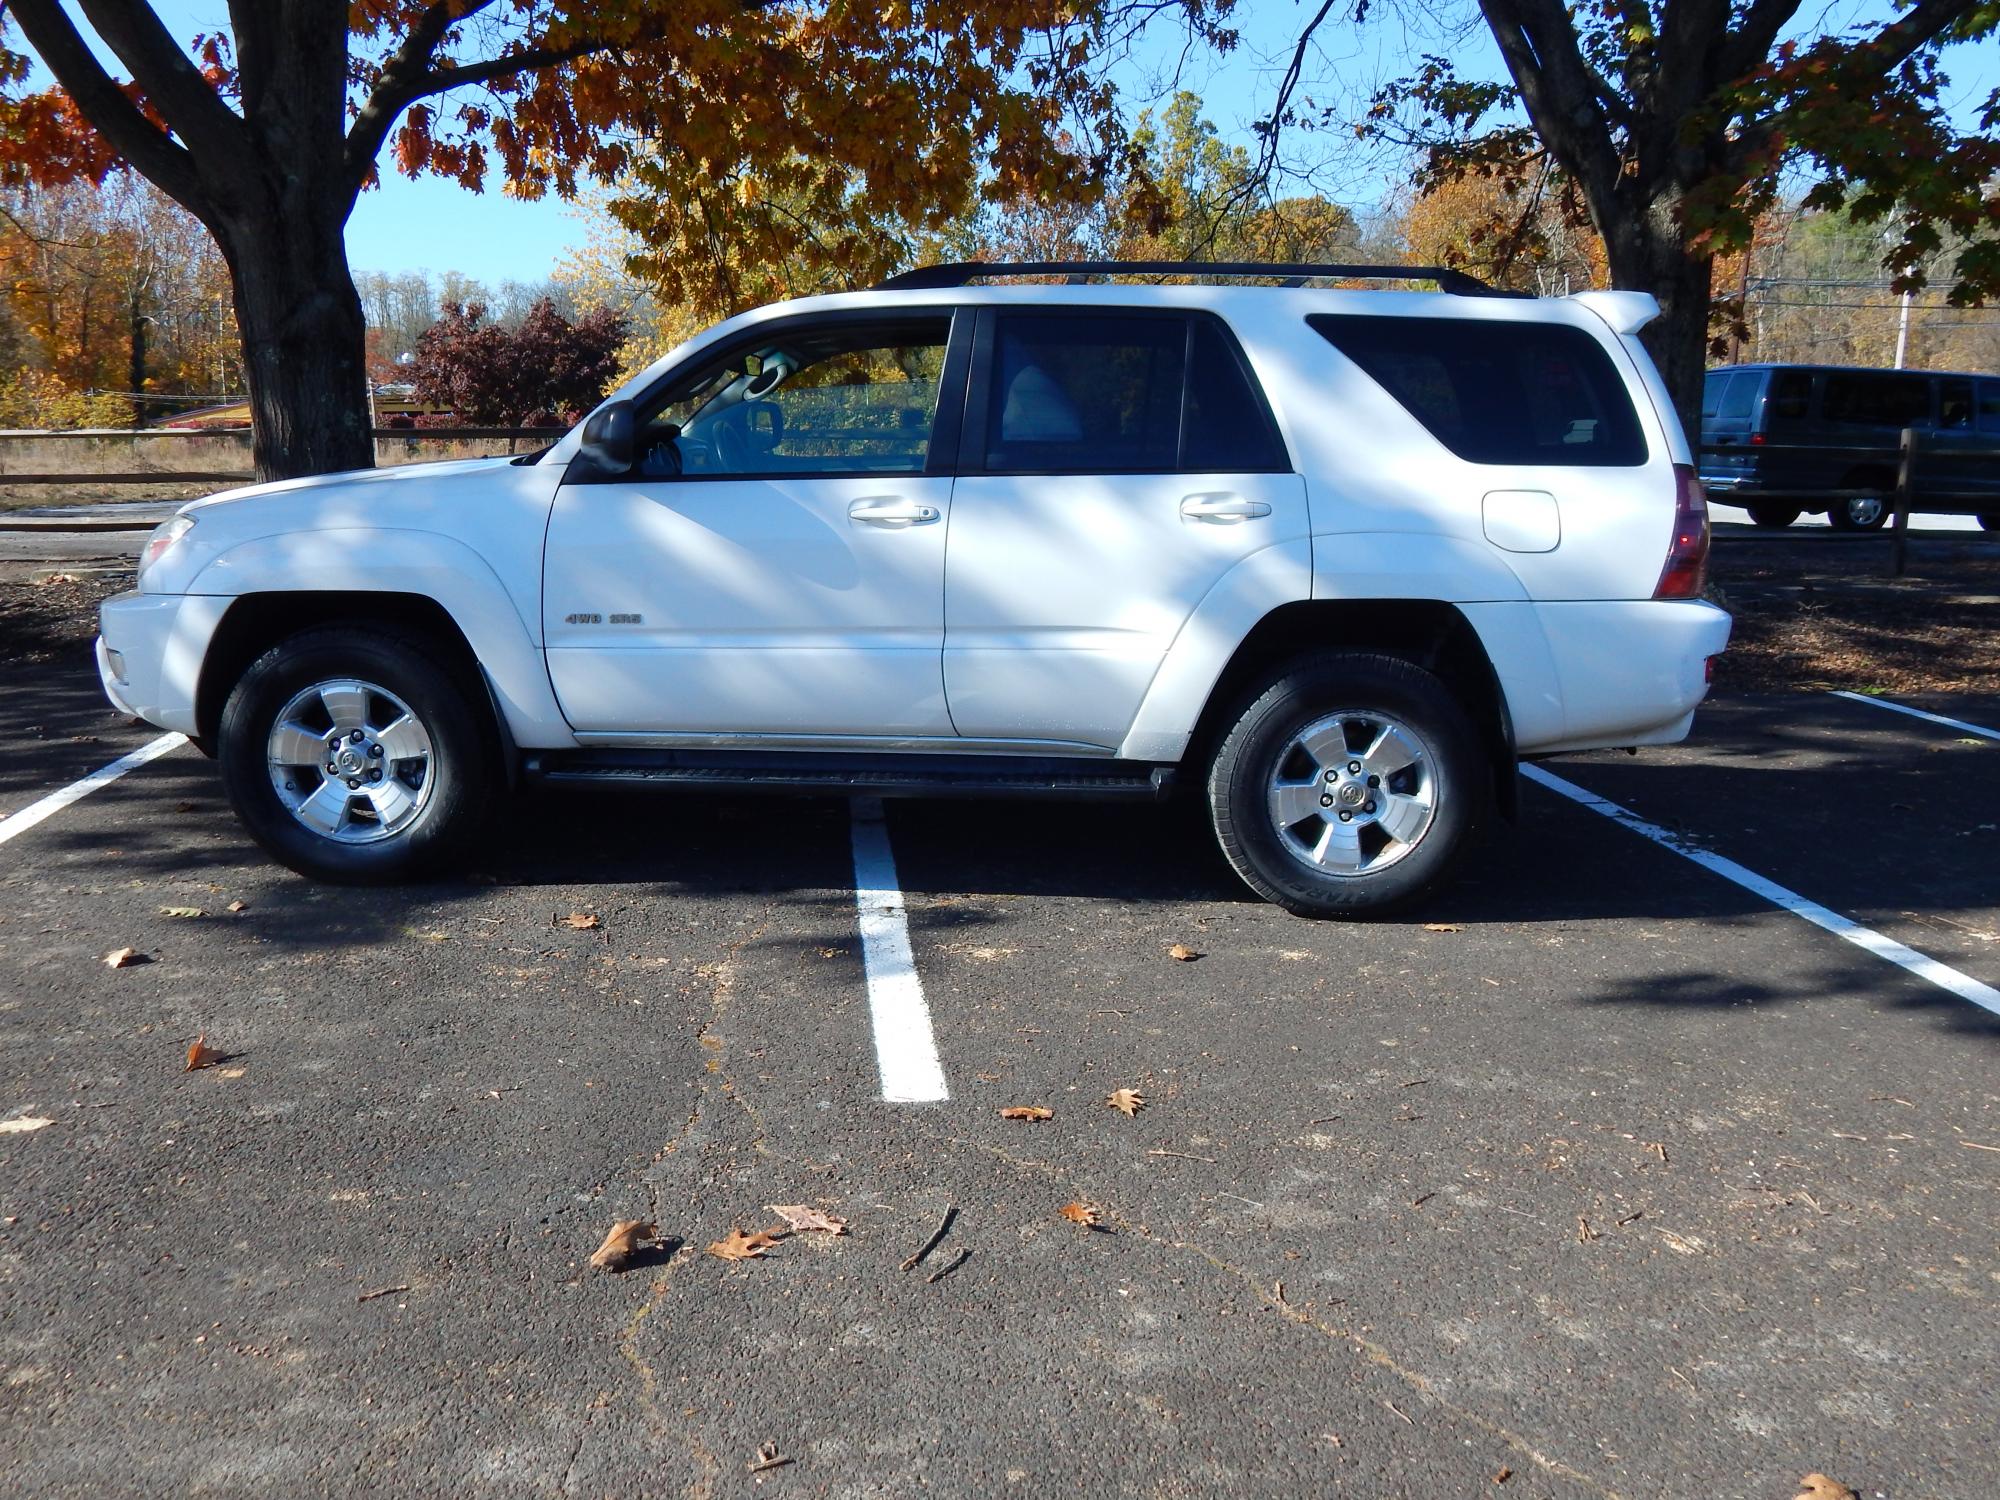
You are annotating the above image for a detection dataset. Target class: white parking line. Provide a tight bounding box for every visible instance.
[849,797,949,1103]
[1829,690,2000,743]
[1522,763,2000,1019]
[0,733,188,849]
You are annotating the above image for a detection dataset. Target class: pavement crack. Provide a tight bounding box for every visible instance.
[932,1129,1625,1500]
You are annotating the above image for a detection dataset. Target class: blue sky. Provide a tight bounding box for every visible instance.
[15,1,2000,285]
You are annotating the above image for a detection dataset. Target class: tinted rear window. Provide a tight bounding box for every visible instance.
[1183,318,1288,472]
[1718,372,1757,421]
[1308,315,1646,466]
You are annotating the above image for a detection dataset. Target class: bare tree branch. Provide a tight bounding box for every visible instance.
[74,0,243,161]
[5,0,211,220]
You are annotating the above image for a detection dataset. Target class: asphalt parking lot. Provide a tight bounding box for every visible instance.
[3,575,1999,1498]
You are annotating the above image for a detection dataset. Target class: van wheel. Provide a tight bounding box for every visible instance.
[1206,653,1486,918]
[1747,504,1801,529]
[1828,479,1891,532]
[217,627,494,883]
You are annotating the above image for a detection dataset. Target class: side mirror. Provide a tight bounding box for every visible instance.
[577,400,635,475]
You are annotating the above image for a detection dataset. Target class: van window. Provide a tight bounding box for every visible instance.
[1939,377,1975,431]
[1821,371,1931,430]
[1768,370,1812,426]
[1309,315,1646,466]
[1701,373,1731,420]
[1979,380,2000,435]
[1718,372,1757,421]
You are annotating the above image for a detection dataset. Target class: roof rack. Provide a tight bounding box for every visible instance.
[875,260,1512,297]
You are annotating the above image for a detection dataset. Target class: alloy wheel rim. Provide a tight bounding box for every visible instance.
[1266,710,1438,877]
[265,678,435,844]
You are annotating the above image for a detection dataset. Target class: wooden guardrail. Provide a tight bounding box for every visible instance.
[1698,429,2000,576]
[0,425,562,488]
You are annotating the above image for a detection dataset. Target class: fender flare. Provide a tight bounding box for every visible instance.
[187,527,574,750]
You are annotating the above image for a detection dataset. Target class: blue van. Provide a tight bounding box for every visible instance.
[1699,363,2000,531]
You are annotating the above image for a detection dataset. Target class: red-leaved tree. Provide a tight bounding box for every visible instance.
[409,297,626,426]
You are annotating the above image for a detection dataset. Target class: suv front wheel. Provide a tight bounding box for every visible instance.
[218,626,493,883]
[1206,653,1486,917]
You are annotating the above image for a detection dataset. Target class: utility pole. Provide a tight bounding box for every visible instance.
[1893,289,1912,369]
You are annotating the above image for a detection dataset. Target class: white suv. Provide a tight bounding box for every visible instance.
[98,261,1729,915]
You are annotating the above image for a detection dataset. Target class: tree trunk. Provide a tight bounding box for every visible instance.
[1601,196,1716,449]
[220,221,374,481]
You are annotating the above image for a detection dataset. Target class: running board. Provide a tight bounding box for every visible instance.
[522,748,1178,801]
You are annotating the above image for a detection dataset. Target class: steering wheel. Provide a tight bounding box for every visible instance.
[710,400,783,473]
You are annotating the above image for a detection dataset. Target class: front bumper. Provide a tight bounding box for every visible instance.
[95,590,231,736]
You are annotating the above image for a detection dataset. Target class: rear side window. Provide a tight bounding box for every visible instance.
[1700,373,1730,420]
[976,312,1287,475]
[984,314,1184,473]
[1182,319,1287,472]
[1308,315,1646,466]
[1822,371,1930,429]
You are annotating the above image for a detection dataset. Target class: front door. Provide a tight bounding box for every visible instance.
[943,308,1308,749]
[543,312,964,738]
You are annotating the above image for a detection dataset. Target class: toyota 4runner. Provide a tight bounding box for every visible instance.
[98,261,1730,916]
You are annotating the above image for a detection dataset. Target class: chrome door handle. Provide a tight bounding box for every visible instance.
[1180,493,1272,522]
[848,496,940,525]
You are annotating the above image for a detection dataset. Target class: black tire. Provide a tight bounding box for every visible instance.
[217,626,495,883]
[1979,513,2000,533]
[1827,480,1891,532]
[1746,504,1801,529]
[1206,653,1487,918]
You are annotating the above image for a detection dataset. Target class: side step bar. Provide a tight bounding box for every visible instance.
[522,749,1179,801]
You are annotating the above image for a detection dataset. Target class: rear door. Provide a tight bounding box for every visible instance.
[941,308,1307,749]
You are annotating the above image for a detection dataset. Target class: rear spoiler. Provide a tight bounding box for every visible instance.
[1568,291,1659,336]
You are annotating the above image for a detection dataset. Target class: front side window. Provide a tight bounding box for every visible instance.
[1940,377,1975,431]
[639,317,950,478]
[1309,315,1647,466]
[983,314,1186,473]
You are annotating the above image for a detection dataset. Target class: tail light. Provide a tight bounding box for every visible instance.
[1654,464,1710,599]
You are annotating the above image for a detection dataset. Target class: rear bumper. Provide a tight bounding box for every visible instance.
[1518,599,1731,755]
[96,590,230,736]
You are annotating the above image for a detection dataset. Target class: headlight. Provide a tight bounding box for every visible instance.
[138,514,195,584]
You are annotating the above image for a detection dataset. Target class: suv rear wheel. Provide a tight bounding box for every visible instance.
[217,627,493,883]
[1206,653,1486,917]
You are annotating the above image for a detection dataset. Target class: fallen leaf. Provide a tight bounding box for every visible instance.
[1058,1201,1101,1227]
[159,906,204,919]
[748,1441,792,1474]
[36,572,81,585]
[226,900,248,914]
[766,1204,846,1235]
[1106,1088,1146,1117]
[185,1034,223,1071]
[173,801,198,814]
[0,1117,54,1134]
[103,947,147,969]
[589,1219,658,1271]
[1166,943,1203,961]
[1422,922,1464,933]
[1795,1476,1859,1500]
[1493,1467,1512,1484]
[707,1227,782,1262]
[999,1105,1053,1121]
[559,913,601,930]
